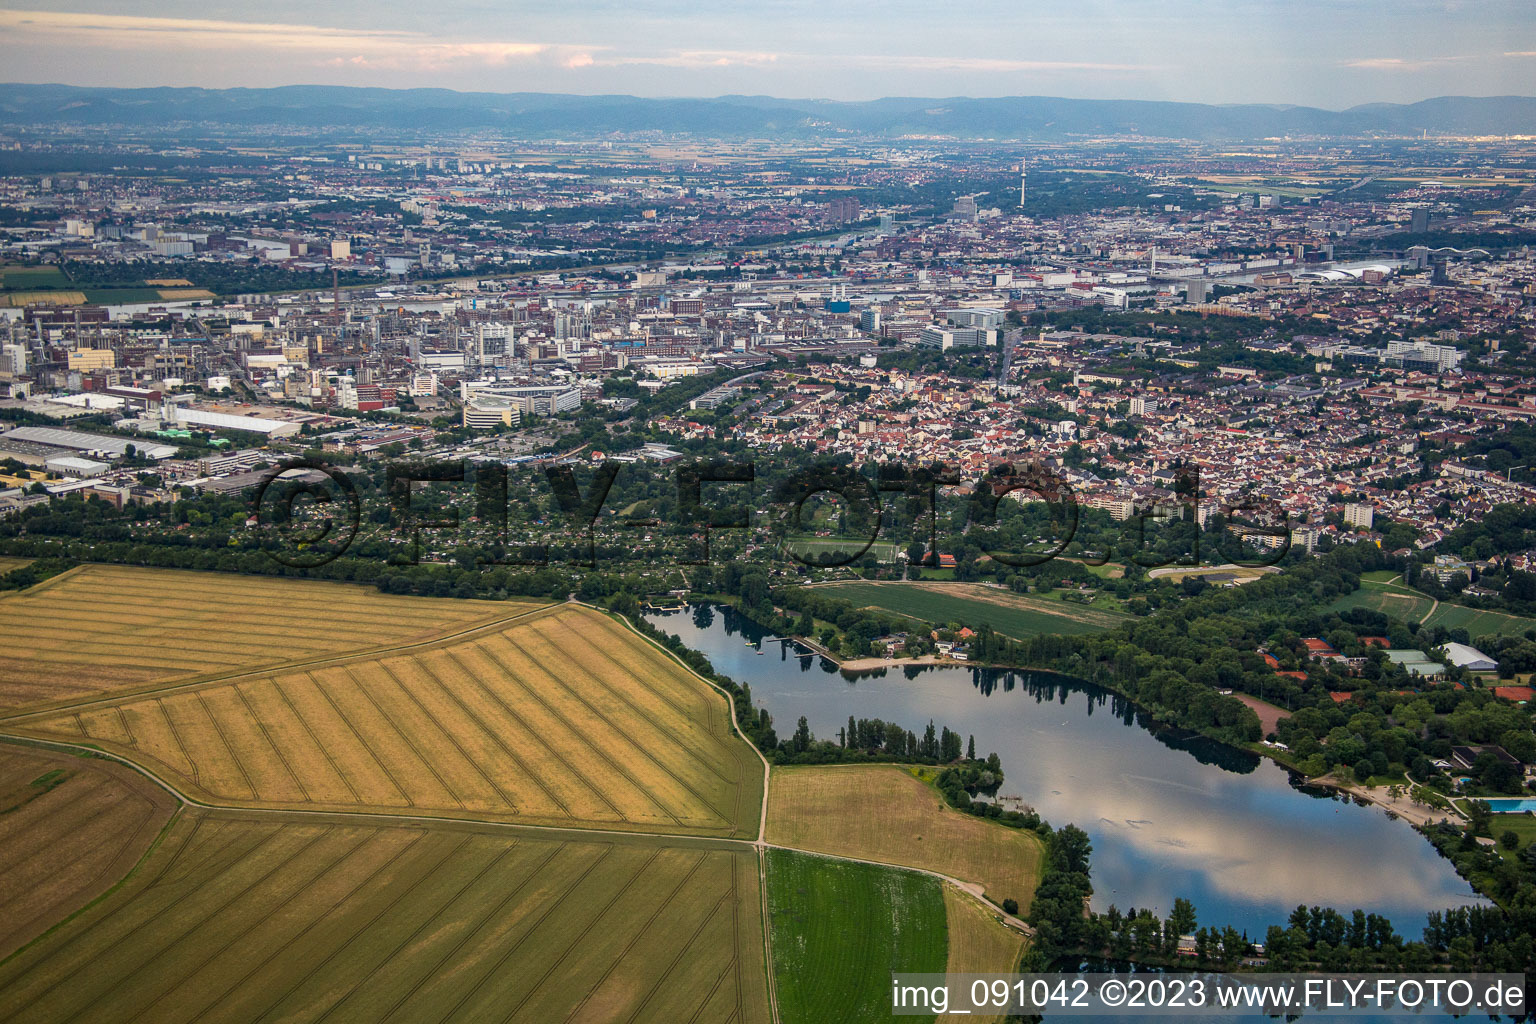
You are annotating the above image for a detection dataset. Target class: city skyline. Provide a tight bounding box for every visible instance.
[1,1,1534,107]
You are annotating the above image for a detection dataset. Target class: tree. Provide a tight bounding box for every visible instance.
[1052,824,1093,875]
[1002,898,1019,915]
[940,727,963,762]
[792,716,811,754]
[967,735,976,760]
[1500,830,1520,851]
[1169,897,1198,937]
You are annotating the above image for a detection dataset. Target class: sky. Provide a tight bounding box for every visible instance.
[0,1,1534,107]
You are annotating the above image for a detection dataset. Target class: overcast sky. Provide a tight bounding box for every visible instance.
[1,1,1533,106]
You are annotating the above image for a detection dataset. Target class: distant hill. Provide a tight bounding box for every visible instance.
[2,84,1535,139]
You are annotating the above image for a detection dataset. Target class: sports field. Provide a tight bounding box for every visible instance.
[765,765,1043,911]
[0,565,529,711]
[1423,602,1536,639]
[0,814,772,1024]
[1148,564,1275,584]
[13,602,763,837]
[0,745,177,958]
[1329,579,1536,638]
[766,847,947,1024]
[939,887,1026,1024]
[815,581,1128,638]
[1327,580,1436,623]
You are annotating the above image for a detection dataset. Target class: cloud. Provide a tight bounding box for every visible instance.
[0,8,586,70]
[603,49,1153,74]
[615,49,785,69]
[847,54,1155,73]
[0,9,1158,80]
[1342,55,1476,71]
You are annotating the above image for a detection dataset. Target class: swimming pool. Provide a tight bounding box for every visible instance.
[1483,798,1536,813]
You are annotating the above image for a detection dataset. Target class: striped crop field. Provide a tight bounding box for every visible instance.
[766,765,1042,913]
[13,604,764,837]
[0,565,531,712]
[0,745,177,959]
[0,814,772,1024]
[938,887,1026,1024]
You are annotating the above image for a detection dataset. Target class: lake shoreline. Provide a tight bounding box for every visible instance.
[647,602,1487,935]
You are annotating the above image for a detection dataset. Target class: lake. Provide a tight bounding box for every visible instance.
[647,604,1484,940]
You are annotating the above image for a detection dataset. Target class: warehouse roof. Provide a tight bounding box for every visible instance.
[0,426,178,460]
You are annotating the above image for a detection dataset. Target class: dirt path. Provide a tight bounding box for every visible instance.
[1232,693,1291,736]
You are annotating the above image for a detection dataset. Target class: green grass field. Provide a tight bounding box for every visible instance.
[1491,814,1536,858]
[767,848,947,1024]
[1423,603,1536,639]
[1057,558,1124,579]
[0,266,69,291]
[786,537,903,562]
[0,815,772,1023]
[1328,580,1437,623]
[1329,580,1536,638]
[816,581,1128,638]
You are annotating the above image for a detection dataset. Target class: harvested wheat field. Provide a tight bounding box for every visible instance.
[14,604,763,837]
[766,765,1042,911]
[0,814,772,1024]
[0,565,533,712]
[937,886,1027,1024]
[0,744,177,959]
